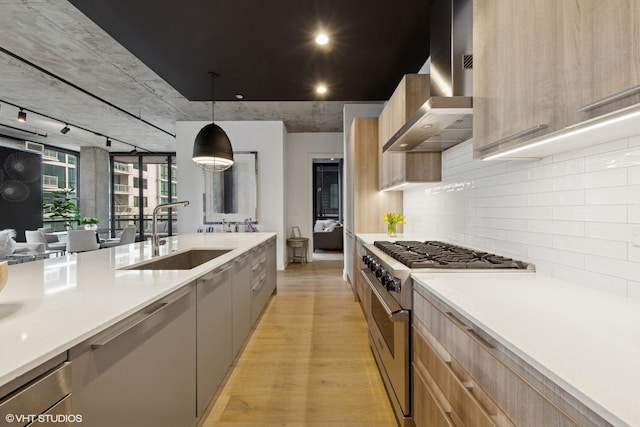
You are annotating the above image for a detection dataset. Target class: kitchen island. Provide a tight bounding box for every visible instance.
[413,272,640,427]
[0,233,276,406]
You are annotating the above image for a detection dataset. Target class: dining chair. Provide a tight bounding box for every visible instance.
[30,229,67,252]
[66,230,100,253]
[100,225,137,248]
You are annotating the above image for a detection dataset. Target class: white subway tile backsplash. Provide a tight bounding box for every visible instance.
[403,139,640,299]
[527,190,585,206]
[585,185,640,205]
[476,207,508,218]
[527,158,584,180]
[506,157,550,172]
[552,168,627,191]
[507,230,553,247]
[553,205,627,222]
[477,227,509,241]
[585,222,632,242]
[552,137,628,162]
[629,206,640,223]
[553,236,627,259]
[475,184,510,198]
[490,218,529,231]
[585,146,640,171]
[629,166,640,184]
[508,206,553,220]
[584,255,640,282]
[528,220,585,237]
[628,281,640,301]
[508,178,554,195]
[528,246,585,269]
[552,266,629,297]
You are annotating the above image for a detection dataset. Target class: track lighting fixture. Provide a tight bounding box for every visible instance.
[0,97,148,152]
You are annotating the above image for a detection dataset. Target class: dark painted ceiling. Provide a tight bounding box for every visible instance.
[68,0,432,102]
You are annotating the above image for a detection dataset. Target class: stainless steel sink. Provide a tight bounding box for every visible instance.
[124,249,232,270]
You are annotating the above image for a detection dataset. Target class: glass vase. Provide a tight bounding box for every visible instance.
[387,223,397,238]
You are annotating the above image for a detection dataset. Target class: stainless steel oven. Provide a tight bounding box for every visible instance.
[360,240,534,427]
[360,249,412,427]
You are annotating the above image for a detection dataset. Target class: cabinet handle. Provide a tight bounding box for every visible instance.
[446,312,495,349]
[91,302,169,349]
[477,124,548,153]
[576,83,640,112]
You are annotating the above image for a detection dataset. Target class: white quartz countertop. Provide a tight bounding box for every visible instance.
[0,232,275,388]
[412,272,640,427]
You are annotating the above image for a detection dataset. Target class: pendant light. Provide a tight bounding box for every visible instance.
[192,72,234,172]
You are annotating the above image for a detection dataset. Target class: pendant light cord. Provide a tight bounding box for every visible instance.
[210,72,219,123]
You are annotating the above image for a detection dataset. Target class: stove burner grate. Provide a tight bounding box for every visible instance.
[374,240,529,270]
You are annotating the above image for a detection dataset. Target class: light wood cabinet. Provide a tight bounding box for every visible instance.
[474,1,640,159]
[344,116,401,300]
[473,0,561,158]
[378,75,441,189]
[572,2,640,119]
[350,117,402,233]
[413,287,612,427]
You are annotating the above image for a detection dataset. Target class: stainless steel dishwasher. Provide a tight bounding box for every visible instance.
[0,362,73,426]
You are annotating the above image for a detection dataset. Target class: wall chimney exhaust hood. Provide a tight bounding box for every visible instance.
[383,0,473,153]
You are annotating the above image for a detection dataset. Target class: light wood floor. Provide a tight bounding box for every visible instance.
[201,260,397,427]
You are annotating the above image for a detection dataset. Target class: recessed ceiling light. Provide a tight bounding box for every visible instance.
[235,94,244,100]
[315,33,329,45]
[316,84,328,94]
[420,123,433,129]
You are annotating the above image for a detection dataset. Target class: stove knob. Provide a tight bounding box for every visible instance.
[375,267,386,279]
[370,261,379,273]
[382,274,392,290]
[362,255,367,264]
[390,277,401,292]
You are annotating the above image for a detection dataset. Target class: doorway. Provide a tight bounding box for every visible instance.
[312,159,343,258]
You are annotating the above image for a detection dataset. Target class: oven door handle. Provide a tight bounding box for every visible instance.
[361,268,409,322]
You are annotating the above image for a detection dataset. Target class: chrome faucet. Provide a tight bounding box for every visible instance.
[151,201,189,256]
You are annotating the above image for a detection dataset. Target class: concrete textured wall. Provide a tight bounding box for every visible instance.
[79,146,110,226]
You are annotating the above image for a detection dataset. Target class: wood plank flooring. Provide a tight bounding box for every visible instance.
[201,260,397,427]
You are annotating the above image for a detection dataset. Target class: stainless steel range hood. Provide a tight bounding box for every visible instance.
[384,0,473,153]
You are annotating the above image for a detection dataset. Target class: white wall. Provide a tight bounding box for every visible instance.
[176,120,287,269]
[403,135,640,299]
[285,132,343,260]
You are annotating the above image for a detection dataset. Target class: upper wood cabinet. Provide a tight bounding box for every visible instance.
[572,2,640,119]
[473,0,562,158]
[347,117,402,233]
[378,75,441,190]
[474,0,640,159]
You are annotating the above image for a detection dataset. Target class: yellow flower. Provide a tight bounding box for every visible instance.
[382,212,406,225]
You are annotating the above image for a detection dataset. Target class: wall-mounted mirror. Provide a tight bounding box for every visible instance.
[203,152,258,223]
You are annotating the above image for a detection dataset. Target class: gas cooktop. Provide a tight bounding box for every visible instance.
[373,241,532,270]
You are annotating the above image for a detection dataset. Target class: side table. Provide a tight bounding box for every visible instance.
[286,237,309,265]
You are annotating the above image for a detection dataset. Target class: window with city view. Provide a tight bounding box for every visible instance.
[42,147,78,231]
[111,155,177,239]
